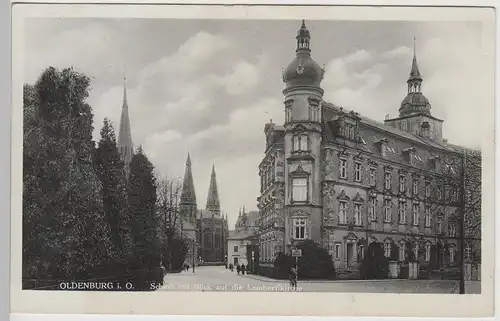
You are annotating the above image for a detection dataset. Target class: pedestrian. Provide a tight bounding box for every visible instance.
[241,264,246,275]
[236,264,240,275]
[289,266,297,290]
[186,264,190,272]
[225,263,228,269]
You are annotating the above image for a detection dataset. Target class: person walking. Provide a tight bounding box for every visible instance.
[241,264,246,275]
[236,264,241,275]
[289,266,298,290]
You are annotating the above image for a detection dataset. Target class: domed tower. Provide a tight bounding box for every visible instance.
[282,20,325,248]
[385,38,443,141]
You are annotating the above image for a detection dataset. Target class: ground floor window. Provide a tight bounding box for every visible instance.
[399,245,405,261]
[293,218,307,240]
[335,243,341,260]
[449,247,455,263]
[384,242,391,258]
[425,244,431,261]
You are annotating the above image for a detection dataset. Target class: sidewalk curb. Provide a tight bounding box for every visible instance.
[241,274,470,284]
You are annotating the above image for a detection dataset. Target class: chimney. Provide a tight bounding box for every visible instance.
[420,121,430,138]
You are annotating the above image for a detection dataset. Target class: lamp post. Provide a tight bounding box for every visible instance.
[192,240,196,273]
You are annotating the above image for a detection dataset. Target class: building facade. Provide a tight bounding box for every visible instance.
[228,207,260,266]
[179,155,229,264]
[257,20,481,272]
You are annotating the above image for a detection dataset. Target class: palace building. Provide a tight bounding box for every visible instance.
[257,20,481,272]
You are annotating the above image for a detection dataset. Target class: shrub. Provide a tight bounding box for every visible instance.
[359,242,389,279]
[295,240,336,279]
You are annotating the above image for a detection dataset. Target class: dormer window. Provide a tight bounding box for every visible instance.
[401,120,408,132]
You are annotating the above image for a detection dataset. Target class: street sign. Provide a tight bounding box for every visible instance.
[291,249,302,257]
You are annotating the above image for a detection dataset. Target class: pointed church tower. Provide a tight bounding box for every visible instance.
[180,153,197,225]
[385,37,443,141]
[205,164,221,216]
[117,76,134,179]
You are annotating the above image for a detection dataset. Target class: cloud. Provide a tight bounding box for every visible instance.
[382,46,411,59]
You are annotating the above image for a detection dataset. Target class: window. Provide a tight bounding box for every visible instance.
[300,135,308,151]
[465,245,471,260]
[293,218,307,239]
[425,206,431,227]
[449,247,455,263]
[292,135,308,151]
[398,201,406,223]
[399,176,406,193]
[385,172,392,189]
[340,159,347,179]
[286,107,292,123]
[358,245,365,261]
[339,201,347,224]
[354,203,362,226]
[449,223,457,237]
[437,188,442,201]
[436,219,442,234]
[335,244,341,260]
[413,244,419,260]
[384,200,392,222]
[369,168,376,186]
[292,178,308,202]
[368,197,376,222]
[234,246,238,252]
[413,180,419,195]
[412,204,419,225]
[399,245,405,261]
[384,242,391,258]
[425,182,431,197]
[401,120,408,131]
[354,162,362,182]
[425,244,431,261]
[293,136,299,151]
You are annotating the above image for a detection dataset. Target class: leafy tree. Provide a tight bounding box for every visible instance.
[23,67,114,284]
[128,147,161,287]
[95,118,133,277]
[161,236,188,272]
[156,176,187,272]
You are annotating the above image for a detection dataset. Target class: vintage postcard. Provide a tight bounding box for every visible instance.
[10,2,495,317]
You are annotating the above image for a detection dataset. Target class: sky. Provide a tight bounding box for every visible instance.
[24,18,490,229]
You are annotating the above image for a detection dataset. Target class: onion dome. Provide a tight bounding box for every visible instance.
[282,20,325,89]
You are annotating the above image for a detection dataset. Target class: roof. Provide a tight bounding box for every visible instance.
[227,230,257,240]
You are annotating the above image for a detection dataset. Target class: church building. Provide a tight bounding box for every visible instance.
[179,155,229,264]
[257,20,481,273]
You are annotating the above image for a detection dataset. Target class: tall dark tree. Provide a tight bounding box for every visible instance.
[95,119,133,276]
[23,67,114,284]
[127,147,161,286]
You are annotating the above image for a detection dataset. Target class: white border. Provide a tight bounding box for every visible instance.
[9,2,497,318]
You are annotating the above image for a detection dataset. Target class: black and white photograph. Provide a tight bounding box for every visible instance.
[10,3,495,317]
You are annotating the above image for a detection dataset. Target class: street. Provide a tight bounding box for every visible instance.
[158,266,481,293]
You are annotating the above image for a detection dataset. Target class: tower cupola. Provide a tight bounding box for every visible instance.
[282,20,325,90]
[399,38,432,117]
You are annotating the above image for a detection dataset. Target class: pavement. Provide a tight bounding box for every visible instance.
[159,265,481,293]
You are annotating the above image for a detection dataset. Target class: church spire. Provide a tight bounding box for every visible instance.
[205,164,221,215]
[181,152,196,205]
[180,153,197,225]
[407,36,423,92]
[117,74,134,179]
